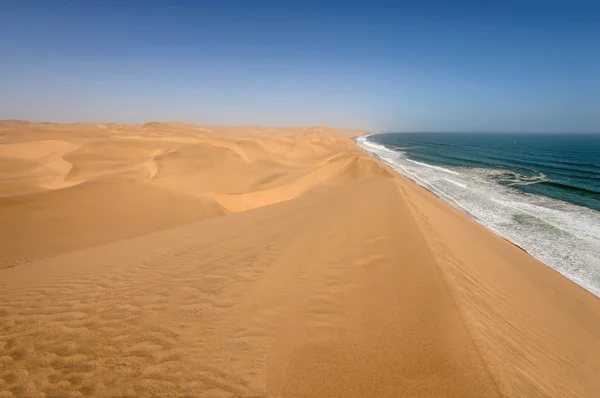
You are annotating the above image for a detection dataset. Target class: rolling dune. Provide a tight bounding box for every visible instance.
[1,121,599,397]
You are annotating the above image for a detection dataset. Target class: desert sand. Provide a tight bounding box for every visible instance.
[1,120,599,397]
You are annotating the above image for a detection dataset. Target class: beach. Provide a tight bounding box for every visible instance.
[1,121,600,397]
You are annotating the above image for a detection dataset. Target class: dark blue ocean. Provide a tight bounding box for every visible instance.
[357,133,600,296]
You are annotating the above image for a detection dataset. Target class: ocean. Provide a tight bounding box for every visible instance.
[357,133,600,296]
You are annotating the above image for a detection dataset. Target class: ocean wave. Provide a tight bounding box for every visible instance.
[357,136,397,155]
[444,178,467,188]
[405,159,460,175]
[487,170,548,186]
[541,180,600,195]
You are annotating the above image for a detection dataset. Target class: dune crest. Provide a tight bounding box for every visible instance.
[1,121,599,397]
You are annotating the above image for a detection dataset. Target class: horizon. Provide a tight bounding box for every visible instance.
[1,0,599,133]
[3,119,599,135]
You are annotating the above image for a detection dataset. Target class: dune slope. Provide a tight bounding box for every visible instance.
[1,121,599,397]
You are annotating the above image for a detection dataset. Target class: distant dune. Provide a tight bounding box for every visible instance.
[1,121,599,397]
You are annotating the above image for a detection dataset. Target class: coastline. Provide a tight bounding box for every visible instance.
[1,121,600,397]
[355,133,533,246]
[357,133,600,298]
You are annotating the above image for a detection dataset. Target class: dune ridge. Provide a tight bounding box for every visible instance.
[1,121,599,397]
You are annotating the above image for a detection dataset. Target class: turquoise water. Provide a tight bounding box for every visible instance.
[357,133,600,296]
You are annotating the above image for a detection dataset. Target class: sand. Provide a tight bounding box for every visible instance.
[1,120,599,397]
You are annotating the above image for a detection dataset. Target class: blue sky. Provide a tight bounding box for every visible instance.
[1,0,599,132]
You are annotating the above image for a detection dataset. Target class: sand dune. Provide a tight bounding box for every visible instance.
[1,121,599,397]
[0,140,81,195]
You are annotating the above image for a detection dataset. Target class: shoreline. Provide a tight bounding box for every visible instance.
[355,132,532,250]
[356,132,600,298]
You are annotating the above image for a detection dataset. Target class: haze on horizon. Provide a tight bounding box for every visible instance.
[1,0,599,133]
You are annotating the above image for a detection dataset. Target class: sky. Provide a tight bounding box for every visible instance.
[1,0,599,132]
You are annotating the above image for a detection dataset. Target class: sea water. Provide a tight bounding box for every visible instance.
[357,133,600,296]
